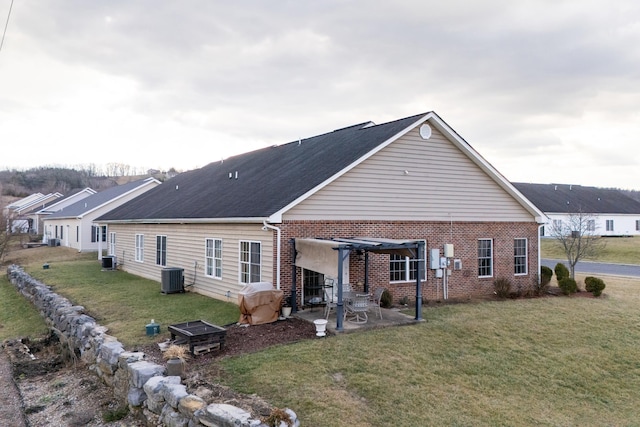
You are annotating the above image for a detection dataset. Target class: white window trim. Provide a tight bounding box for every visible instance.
[108,232,116,256]
[239,240,261,284]
[156,235,167,267]
[514,238,528,276]
[205,238,223,280]
[478,238,493,278]
[135,234,144,263]
[389,243,427,283]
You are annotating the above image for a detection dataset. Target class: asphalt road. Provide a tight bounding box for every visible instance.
[542,259,640,277]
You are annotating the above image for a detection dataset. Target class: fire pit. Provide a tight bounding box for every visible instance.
[167,320,227,355]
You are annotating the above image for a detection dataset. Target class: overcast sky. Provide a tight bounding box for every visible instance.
[1,1,638,189]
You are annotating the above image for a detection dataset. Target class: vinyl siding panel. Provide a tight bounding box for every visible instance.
[284,126,533,222]
[108,223,274,302]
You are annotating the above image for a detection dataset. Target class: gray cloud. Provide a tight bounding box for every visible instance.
[1,0,638,188]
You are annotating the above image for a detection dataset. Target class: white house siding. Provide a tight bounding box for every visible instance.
[285,125,533,222]
[43,218,83,250]
[43,182,159,252]
[542,213,640,237]
[107,223,274,302]
[33,190,95,236]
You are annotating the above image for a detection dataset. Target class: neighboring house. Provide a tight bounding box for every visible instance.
[5,192,63,233]
[23,188,97,236]
[43,178,161,252]
[96,111,545,308]
[513,183,640,237]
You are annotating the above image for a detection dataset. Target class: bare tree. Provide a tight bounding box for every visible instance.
[549,209,606,279]
[0,205,10,263]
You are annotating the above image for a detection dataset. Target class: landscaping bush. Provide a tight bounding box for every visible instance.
[554,263,570,282]
[585,276,606,297]
[398,295,410,306]
[493,277,512,299]
[558,277,577,295]
[540,266,553,286]
[380,289,393,308]
[532,274,550,296]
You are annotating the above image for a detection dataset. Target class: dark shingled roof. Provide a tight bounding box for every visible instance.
[49,178,157,219]
[98,113,427,221]
[512,182,640,214]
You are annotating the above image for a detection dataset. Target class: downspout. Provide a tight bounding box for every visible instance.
[262,221,281,290]
[538,224,544,284]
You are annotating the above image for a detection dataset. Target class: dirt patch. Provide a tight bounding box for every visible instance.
[2,317,318,426]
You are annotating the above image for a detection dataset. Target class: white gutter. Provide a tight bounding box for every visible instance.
[538,224,544,283]
[262,220,282,290]
[99,217,269,224]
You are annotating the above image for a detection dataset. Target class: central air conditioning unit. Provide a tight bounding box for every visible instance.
[161,267,185,294]
[102,255,117,270]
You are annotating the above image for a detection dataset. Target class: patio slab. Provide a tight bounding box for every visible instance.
[292,305,421,334]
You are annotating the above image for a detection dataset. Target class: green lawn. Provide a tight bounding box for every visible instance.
[541,236,640,264]
[220,274,640,426]
[2,246,640,426]
[1,258,240,346]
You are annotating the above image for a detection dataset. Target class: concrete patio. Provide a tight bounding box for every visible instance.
[292,305,422,334]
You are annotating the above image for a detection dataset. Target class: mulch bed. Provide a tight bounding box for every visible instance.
[139,317,318,366]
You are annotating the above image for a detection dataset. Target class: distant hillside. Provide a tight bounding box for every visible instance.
[0,166,172,200]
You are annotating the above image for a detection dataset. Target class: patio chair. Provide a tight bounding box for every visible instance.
[345,293,370,324]
[323,288,337,319]
[369,287,386,319]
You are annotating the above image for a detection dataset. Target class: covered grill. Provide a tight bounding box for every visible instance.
[238,282,283,325]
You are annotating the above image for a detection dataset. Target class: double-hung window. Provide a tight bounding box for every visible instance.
[478,239,493,278]
[240,241,261,284]
[135,234,144,262]
[206,238,223,279]
[109,232,116,255]
[636,220,640,231]
[389,254,424,282]
[156,235,167,266]
[606,220,614,232]
[514,238,527,275]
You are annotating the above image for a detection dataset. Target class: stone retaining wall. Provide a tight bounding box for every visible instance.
[7,265,299,427]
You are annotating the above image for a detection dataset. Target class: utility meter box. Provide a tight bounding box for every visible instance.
[440,257,448,269]
[444,244,454,258]
[430,248,440,269]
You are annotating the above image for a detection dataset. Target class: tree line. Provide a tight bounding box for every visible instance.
[0,164,176,198]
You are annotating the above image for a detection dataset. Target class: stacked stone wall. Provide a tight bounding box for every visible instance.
[6,265,299,427]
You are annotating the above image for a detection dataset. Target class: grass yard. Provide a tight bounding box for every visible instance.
[219,274,640,426]
[2,244,640,426]
[541,235,640,264]
[1,247,240,345]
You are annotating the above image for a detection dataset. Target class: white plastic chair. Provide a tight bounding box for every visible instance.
[323,288,337,319]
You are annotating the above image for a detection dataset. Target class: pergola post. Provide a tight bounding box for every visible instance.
[415,240,424,321]
[290,239,298,314]
[363,251,370,293]
[335,247,347,332]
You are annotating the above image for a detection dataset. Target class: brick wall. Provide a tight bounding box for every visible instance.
[275,220,540,304]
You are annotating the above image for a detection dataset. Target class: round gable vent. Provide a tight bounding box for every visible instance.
[419,124,432,140]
